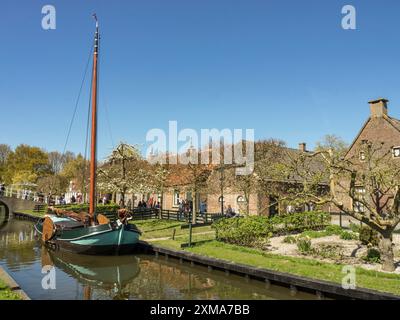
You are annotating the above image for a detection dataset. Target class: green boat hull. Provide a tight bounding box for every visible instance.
[35,216,141,255]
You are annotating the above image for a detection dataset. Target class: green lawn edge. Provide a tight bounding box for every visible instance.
[0,279,21,300]
[136,218,400,296]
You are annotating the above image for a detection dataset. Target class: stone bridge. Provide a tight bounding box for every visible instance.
[0,195,38,222]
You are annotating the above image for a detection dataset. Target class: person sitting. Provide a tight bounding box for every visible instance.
[225,205,236,218]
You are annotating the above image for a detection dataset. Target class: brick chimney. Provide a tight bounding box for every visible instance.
[298,142,307,152]
[369,98,388,118]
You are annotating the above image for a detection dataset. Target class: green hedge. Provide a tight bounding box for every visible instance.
[52,203,120,213]
[212,211,331,247]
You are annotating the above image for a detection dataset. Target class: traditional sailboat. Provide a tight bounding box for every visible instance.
[35,15,141,255]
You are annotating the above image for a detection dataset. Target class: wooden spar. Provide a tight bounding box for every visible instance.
[89,15,99,217]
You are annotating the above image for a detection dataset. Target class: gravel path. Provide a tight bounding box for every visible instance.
[267,234,400,273]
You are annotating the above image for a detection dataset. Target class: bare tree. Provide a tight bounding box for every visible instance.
[285,139,400,271]
[48,151,73,174]
[0,144,11,165]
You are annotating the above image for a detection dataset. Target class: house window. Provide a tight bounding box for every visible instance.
[237,196,246,205]
[353,187,366,213]
[173,191,180,207]
[359,151,366,161]
[269,196,279,216]
[392,147,400,158]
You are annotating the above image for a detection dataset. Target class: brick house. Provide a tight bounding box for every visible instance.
[337,98,400,211]
[159,142,323,216]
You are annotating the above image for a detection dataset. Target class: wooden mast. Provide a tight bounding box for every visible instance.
[89,14,99,217]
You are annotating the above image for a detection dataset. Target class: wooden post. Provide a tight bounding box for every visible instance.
[188,222,193,247]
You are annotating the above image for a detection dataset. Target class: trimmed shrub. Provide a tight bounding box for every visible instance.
[325,225,343,235]
[359,226,380,246]
[363,248,381,263]
[213,211,330,247]
[340,231,358,240]
[349,222,361,234]
[297,236,313,255]
[52,203,120,214]
[314,244,344,260]
[300,225,357,241]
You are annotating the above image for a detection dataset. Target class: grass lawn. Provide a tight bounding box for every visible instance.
[132,219,215,241]
[17,209,46,218]
[134,219,400,296]
[0,279,21,300]
[187,241,400,296]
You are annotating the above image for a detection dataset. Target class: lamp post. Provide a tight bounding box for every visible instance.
[219,166,225,215]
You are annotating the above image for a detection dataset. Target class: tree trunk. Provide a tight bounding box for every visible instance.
[246,194,250,216]
[112,192,116,203]
[378,231,395,272]
[192,190,197,224]
[120,186,128,208]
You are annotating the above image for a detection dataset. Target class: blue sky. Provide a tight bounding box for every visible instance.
[1,0,400,159]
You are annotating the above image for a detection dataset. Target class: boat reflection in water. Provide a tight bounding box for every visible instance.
[0,220,319,300]
[43,249,140,300]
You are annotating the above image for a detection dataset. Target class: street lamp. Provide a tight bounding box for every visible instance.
[219,166,225,215]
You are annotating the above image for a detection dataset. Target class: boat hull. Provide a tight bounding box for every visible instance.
[35,217,141,255]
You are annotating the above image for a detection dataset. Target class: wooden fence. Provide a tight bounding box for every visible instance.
[130,208,224,224]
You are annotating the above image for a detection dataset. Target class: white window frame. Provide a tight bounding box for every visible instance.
[173,191,180,207]
[237,195,246,205]
[353,186,366,213]
[359,151,366,162]
[392,146,400,158]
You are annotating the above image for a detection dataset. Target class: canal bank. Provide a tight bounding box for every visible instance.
[0,266,30,300]
[13,211,42,222]
[6,211,400,300]
[137,242,400,300]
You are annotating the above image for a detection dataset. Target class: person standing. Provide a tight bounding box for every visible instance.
[178,200,184,220]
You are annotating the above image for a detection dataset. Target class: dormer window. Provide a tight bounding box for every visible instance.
[359,151,366,161]
[392,147,400,158]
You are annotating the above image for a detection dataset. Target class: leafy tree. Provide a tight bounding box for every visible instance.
[60,154,89,194]
[5,144,50,184]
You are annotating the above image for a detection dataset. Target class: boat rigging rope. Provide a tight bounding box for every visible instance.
[62,46,94,156]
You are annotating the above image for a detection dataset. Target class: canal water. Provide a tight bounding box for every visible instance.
[0,217,319,300]
[0,202,8,228]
